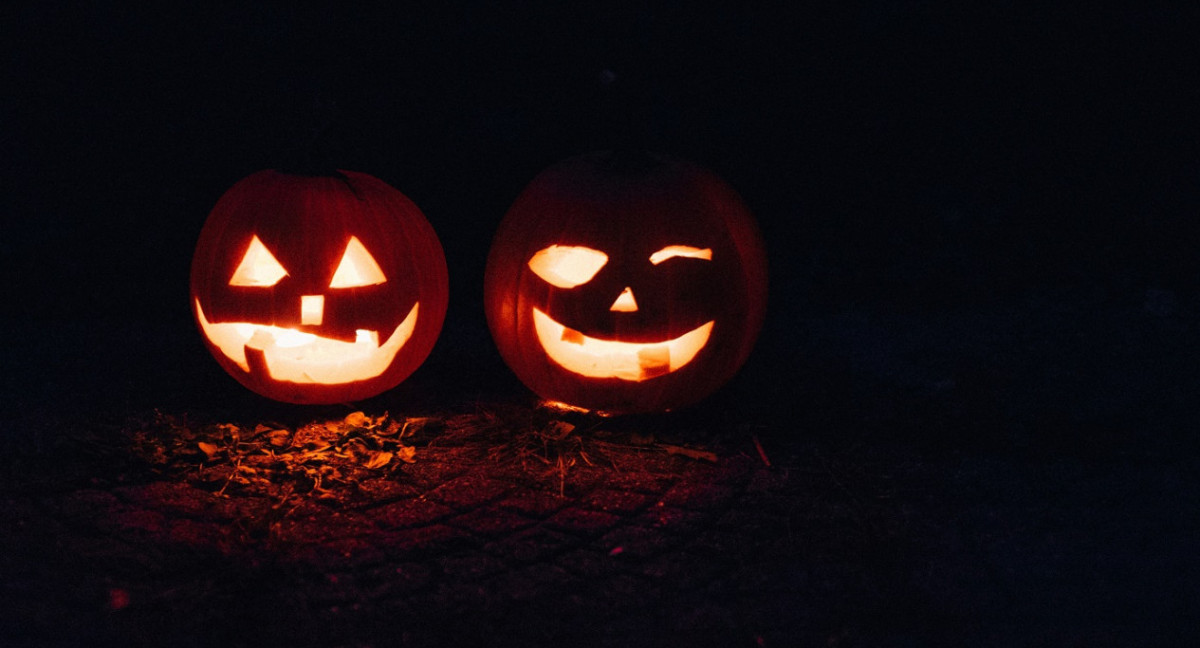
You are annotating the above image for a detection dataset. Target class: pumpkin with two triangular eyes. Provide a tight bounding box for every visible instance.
[484,151,768,414]
[190,169,449,404]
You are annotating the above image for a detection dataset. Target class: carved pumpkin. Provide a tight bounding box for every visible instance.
[484,151,768,414]
[191,169,448,404]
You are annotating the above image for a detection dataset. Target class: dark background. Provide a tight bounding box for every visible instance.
[3,2,1200,645]
[3,1,1199,434]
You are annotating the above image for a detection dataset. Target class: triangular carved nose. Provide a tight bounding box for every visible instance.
[609,287,638,312]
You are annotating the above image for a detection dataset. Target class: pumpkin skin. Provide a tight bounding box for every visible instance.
[484,151,768,414]
[191,169,448,404]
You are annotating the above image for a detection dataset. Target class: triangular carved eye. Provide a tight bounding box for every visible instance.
[330,236,387,288]
[230,235,288,287]
[528,245,608,288]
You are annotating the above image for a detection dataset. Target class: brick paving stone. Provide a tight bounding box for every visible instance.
[486,562,578,602]
[58,489,122,520]
[580,488,652,515]
[600,572,652,598]
[555,547,622,578]
[352,478,421,502]
[494,489,567,518]
[603,470,678,494]
[704,454,760,483]
[112,481,240,519]
[372,496,456,529]
[635,504,710,536]
[370,561,434,595]
[657,480,737,511]
[284,534,390,565]
[430,579,494,613]
[379,523,479,557]
[109,508,169,537]
[426,475,513,509]
[684,528,751,558]
[552,472,611,500]
[713,501,781,533]
[436,552,509,581]
[446,506,539,537]
[609,451,683,475]
[596,524,675,561]
[746,465,791,493]
[633,550,724,589]
[165,517,239,552]
[544,506,623,537]
[483,526,579,563]
[396,457,468,489]
[271,511,378,545]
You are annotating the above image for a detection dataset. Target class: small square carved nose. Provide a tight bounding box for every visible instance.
[301,295,325,325]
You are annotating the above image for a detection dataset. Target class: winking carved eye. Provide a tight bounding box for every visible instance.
[649,245,712,264]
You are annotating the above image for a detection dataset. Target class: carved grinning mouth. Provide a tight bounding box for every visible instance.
[195,299,418,385]
[532,307,713,381]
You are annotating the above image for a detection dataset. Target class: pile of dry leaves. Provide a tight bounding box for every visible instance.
[123,405,727,505]
[127,410,432,502]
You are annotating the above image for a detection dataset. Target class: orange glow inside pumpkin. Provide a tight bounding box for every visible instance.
[197,234,422,385]
[329,236,387,288]
[649,245,712,264]
[526,242,716,381]
[230,235,288,286]
[609,287,638,312]
[195,299,420,384]
[300,295,324,325]
[532,308,713,381]
[527,245,609,288]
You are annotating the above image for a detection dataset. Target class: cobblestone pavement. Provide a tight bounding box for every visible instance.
[4,399,1197,648]
[3,407,829,648]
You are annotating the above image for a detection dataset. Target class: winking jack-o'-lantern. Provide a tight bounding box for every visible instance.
[484,151,768,414]
[191,170,448,404]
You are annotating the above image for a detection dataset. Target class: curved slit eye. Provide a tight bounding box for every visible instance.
[528,245,608,288]
[229,235,288,287]
[330,236,387,288]
[649,245,712,265]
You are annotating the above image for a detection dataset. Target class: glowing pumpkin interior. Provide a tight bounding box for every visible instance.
[526,243,715,381]
[196,235,419,385]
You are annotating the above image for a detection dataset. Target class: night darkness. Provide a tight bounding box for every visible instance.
[3,2,1200,646]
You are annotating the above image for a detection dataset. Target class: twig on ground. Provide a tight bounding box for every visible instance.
[658,444,718,463]
[752,434,772,468]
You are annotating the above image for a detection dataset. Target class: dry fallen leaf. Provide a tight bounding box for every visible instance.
[396,446,417,463]
[364,451,393,469]
[378,419,404,436]
[543,421,576,441]
[198,442,220,460]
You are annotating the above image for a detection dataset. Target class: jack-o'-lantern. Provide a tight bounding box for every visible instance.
[484,151,767,414]
[191,169,448,404]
